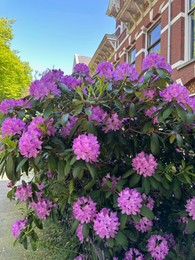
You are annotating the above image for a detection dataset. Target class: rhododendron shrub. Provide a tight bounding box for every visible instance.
[0,54,195,259]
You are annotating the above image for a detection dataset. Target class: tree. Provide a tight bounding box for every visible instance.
[0,18,32,101]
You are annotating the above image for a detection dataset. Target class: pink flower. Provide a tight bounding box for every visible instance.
[15,184,33,202]
[76,224,84,243]
[143,89,157,99]
[34,198,53,220]
[19,132,42,158]
[160,83,190,105]
[74,256,84,260]
[134,217,153,233]
[42,69,64,82]
[73,63,90,76]
[88,106,107,124]
[147,235,169,260]
[73,197,96,224]
[96,61,114,80]
[1,116,26,136]
[118,188,143,215]
[102,113,122,133]
[142,194,155,210]
[72,133,100,163]
[163,233,175,248]
[93,208,120,239]
[124,248,144,260]
[61,116,78,138]
[132,152,158,177]
[12,219,28,238]
[113,62,138,81]
[185,197,195,220]
[61,75,81,90]
[142,53,172,73]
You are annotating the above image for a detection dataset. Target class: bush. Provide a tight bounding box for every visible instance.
[0,53,195,259]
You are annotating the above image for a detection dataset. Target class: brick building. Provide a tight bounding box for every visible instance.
[88,0,195,94]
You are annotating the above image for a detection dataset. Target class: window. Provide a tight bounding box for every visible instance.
[189,0,195,59]
[148,23,161,53]
[127,48,136,64]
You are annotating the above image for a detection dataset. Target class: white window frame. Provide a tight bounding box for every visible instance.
[127,47,136,65]
[147,22,161,54]
[188,0,195,59]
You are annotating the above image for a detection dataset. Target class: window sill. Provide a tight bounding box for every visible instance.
[177,58,195,70]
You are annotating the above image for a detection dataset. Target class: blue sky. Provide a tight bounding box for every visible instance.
[0,0,115,75]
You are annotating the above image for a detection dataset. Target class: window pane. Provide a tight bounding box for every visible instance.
[149,42,161,54]
[148,23,161,46]
[190,0,195,10]
[128,48,136,64]
[190,13,195,58]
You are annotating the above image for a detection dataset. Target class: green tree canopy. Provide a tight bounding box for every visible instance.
[0,18,32,100]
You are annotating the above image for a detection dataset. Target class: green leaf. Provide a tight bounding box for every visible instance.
[48,155,56,171]
[114,100,123,110]
[169,134,176,144]
[141,206,155,219]
[120,214,128,230]
[85,107,92,116]
[143,121,152,133]
[115,231,128,250]
[176,104,186,121]
[69,180,74,195]
[129,174,141,187]
[64,160,71,176]
[71,219,79,233]
[70,156,77,166]
[151,134,159,155]
[163,104,174,119]
[122,169,134,179]
[129,103,135,118]
[87,121,97,135]
[34,217,43,229]
[132,214,140,223]
[187,219,195,234]
[5,155,16,181]
[73,165,84,179]
[142,177,150,194]
[16,158,28,172]
[57,160,65,180]
[43,103,53,119]
[107,238,114,248]
[73,104,83,116]
[84,180,96,190]
[176,134,183,147]
[82,223,89,239]
[86,163,97,179]
[60,113,69,125]
[22,237,28,250]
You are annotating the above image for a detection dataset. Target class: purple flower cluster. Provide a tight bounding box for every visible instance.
[0,98,31,115]
[93,208,120,239]
[61,75,81,90]
[118,188,143,215]
[185,197,195,220]
[30,77,61,100]
[132,152,158,177]
[147,235,169,260]
[142,194,155,210]
[144,106,159,124]
[73,63,90,76]
[1,116,26,137]
[88,106,107,124]
[15,184,33,202]
[163,233,175,248]
[160,83,190,105]
[30,198,53,220]
[103,113,122,133]
[19,131,43,158]
[74,256,84,260]
[124,248,144,260]
[42,69,64,83]
[73,197,96,223]
[114,62,138,81]
[12,219,28,238]
[101,173,120,191]
[96,61,114,80]
[61,116,78,138]
[134,217,153,233]
[143,89,157,99]
[72,133,100,163]
[142,53,173,73]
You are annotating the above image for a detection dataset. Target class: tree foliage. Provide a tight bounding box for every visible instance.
[0,18,32,100]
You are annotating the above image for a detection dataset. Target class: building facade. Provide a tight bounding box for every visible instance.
[89,0,195,94]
